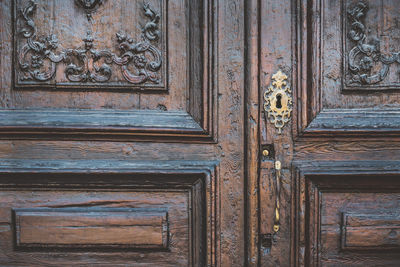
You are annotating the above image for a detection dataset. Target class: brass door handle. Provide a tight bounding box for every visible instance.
[273,160,281,233]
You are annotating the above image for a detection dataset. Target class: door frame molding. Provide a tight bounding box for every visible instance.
[0,159,220,266]
[292,160,400,266]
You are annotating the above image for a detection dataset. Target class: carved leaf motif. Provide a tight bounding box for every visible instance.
[346,1,400,86]
[74,0,107,21]
[17,1,163,86]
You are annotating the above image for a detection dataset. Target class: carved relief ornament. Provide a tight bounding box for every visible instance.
[347,1,400,86]
[264,70,292,134]
[17,0,162,86]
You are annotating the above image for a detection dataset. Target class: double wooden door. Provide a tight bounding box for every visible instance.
[0,0,400,266]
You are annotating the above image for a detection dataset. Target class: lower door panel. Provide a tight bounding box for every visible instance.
[1,190,187,266]
[0,161,218,267]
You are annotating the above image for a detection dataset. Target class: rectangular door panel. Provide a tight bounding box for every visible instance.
[294,161,400,266]
[1,190,185,265]
[0,160,219,266]
[296,0,400,138]
[0,0,216,141]
[341,213,400,251]
[14,209,169,249]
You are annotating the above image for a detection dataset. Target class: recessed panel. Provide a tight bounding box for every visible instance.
[14,0,167,90]
[320,191,400,259]
[296,170,400,266]
[0,190,187,265]
[14,209,169,249]
[343,0,400,90]
[297,0,400,137]
[341,213,400,251]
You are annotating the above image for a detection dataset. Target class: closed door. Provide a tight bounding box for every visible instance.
[254,0,400,266]
[0,0,245,266]
[1,0,400,266]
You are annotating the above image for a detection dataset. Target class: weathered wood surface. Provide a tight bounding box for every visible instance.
[342,213,400,250]
[0,159,217,266]
[0,0,215,142]
[14,209,169,249]
[1,0,400,265]
[258,0,400,266]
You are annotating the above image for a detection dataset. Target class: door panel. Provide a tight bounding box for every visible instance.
[293,162,400,266]
[14,209,169,249]
[0,0,246,265]
[0,0,215,142]
[0,161,218,266]
[255,0,400,266]
[297,0,400,138]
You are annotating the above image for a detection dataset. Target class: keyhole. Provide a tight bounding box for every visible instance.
[276,94,282,109]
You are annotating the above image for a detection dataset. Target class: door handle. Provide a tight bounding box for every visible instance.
[259,153,282,251]
[273,160,281,233]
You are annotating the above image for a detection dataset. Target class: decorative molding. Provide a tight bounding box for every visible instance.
[346,1,400,86]
[16,0,163,88]
[292,161,400,266]
[0,159,219,266]
[6,0,215,142]
[295,0,400,139]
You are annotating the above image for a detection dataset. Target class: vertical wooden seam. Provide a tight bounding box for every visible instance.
[244,0,260,265]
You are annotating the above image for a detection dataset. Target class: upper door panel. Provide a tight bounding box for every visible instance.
[296,0,400,138]
[0,0,215,142]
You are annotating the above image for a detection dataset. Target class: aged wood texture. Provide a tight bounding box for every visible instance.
[259,0,293,265]
[293,161,400,266]
[244,0,260,265]
[3,0,400,265]
[14,0,166,89]
[296,0,400,139]
[1,0,246,264]
[0,0,216,142]
[344,0,400,89]
[0,160,218,266]
[14,209,169,249]
[217,0,245,265]
[257,0,400,266]
[341,213,400,250]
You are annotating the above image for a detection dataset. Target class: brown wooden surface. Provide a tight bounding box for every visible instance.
[0,0,243,265]
[256,0,400,266]
[14,209,168,249]
[342,213,400,250]
[1,0,400,266]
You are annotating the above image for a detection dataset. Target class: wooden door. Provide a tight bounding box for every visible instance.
[250,0,400,266]
[0,0,246,266]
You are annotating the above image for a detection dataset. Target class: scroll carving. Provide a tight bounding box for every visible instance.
[74,0,107,21]
[346,1,400,86]
[16,0,163,87]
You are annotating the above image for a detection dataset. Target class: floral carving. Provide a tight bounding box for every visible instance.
[347,1,400,86]
[17,0,162,86]
[74,0,107,21]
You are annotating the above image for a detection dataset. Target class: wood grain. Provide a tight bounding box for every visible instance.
[14,209,168,249]
[342,213,400,251]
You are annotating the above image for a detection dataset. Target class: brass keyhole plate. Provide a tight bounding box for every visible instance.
[264,70,292,134]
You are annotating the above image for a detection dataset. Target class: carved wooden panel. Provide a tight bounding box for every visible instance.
[0,160,219,266]
[0,0,215,141]
[14,0,166,90]
[293,161,400,266]
[344,0,400,90]
[295,0,400,138]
